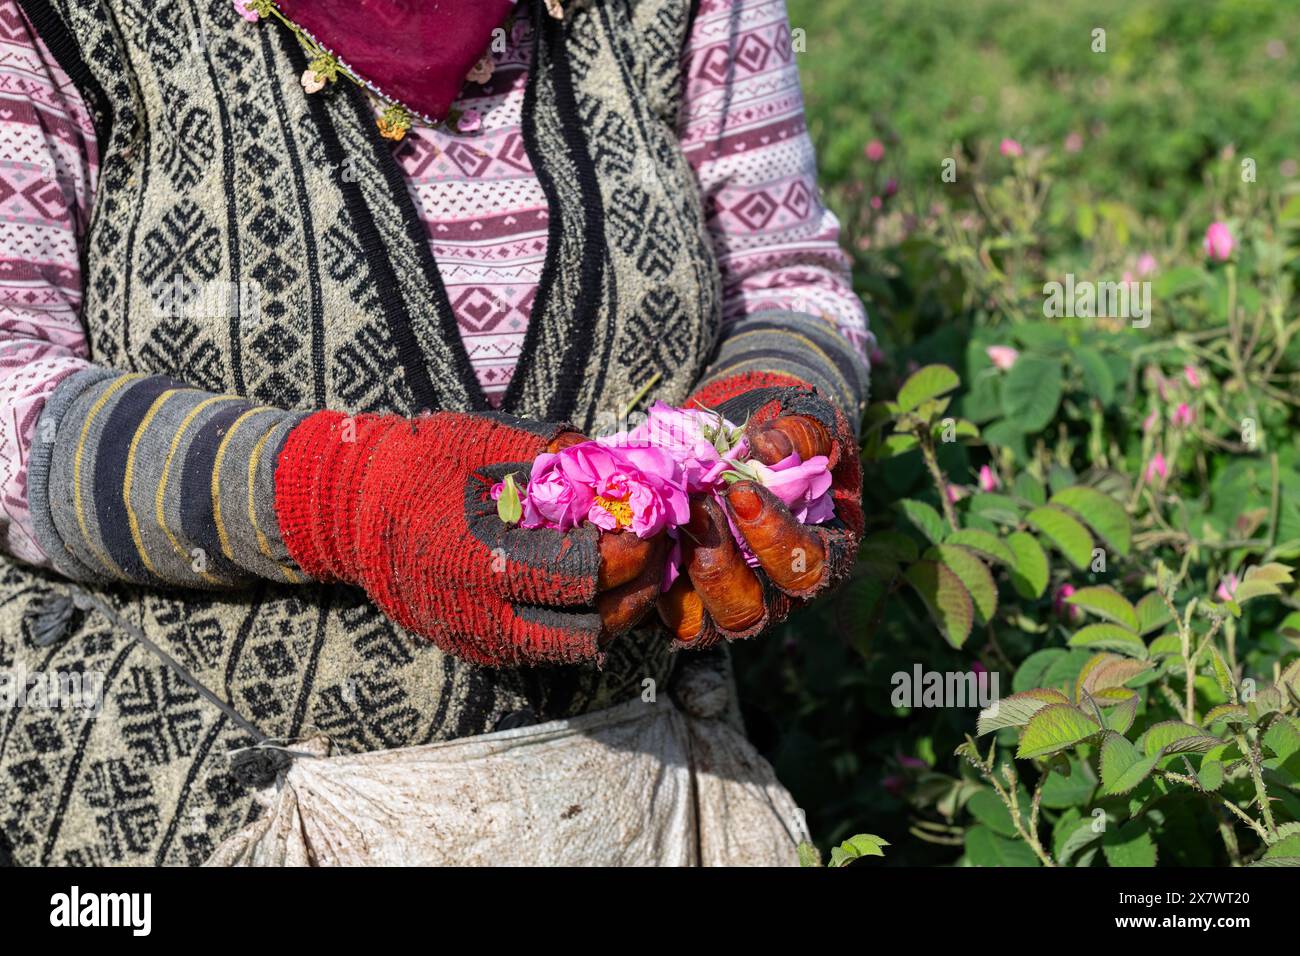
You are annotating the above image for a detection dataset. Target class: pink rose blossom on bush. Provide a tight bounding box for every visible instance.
[986,345,1019,370]
[1136,252,1158,276]
[1216,574,1239,603]
[1203,221,1234,261]
[1183,364,1202,389]
[865,139,886,162]
[977,465,1001,492]
[1053,584,1082,623]
[1142,408,1160,434]
[1145,451,1168,483]
[999,138,1024,158]
[1172,402,1194,428]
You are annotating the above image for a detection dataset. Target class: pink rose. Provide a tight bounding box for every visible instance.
[1183,364,1201,389]
[1136,252,1157,276]
[1142,408,1160,434]
[999,138,1024,158]
[1203,221,1234,261]
[986,345,1019,371]
[750,454,835,524]
[1054,584,1082,623]
[1216,574,1239,603]
[977,465,1000,492]
[1145,452,1168,483]
[1172,402,1194,428]
[521,441,688,539]
[945,483,968,504]
[233,0,260,22]
[601,400,747,495]
[865,139,885,162]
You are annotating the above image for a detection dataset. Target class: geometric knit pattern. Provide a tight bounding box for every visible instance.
[1,0,724,866]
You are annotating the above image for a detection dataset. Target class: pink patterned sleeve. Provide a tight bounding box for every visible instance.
[680,0,872,416]
[0,0,98,566]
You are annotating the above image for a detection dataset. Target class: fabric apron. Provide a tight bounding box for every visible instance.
[205,678,807,867]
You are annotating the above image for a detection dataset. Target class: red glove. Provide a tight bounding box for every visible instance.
[274,411,662,666]
[660,373,863,647]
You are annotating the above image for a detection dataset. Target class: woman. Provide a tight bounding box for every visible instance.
[0,0,870,865]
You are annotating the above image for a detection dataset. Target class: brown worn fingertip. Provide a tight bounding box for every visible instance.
[546,431,588,454]
[773,415,833,461]
[658,575,706,643]
[684,496,766,633]
[724,480,827,595]
[748,424,795,465]
[598,530,657,590]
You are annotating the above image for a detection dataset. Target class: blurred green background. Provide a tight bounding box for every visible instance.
[731,0,1300,864]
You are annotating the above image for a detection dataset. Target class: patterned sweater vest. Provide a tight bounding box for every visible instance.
[0,0,723,865]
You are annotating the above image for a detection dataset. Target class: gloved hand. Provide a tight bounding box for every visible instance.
[658,377,863,647]
[274,410,664,666]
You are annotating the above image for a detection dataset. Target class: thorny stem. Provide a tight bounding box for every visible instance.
[1235,729,1279,840]
[918,430,959,530]
[1160,771,1270,842]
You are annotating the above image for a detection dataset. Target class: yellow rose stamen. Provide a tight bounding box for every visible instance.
[594,494,633,529]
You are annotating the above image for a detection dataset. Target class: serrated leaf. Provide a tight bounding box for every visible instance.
[1017,704,1101,759]
[976,688,1070,735]
[1049,486,1131,556]
[1233,562,1295,604]
[1103,819,1158,867]
[1138,721,1223,757]
[933,544,998,624]
[944,529,1015,565]
[964,825,1041,867]
[1209,646,1235,697]
[1147,632,1182,659]
[1075,654,1151,704]
[1068,623,1148,659]
[827,833,889,866]
[904,560,974,649]
[1066,586,1139,631]
[969,493,1023,526]
[896,364,960,414]
[1198,757,1224,791]
[1056,812,1103,866]
[1006,530,1049,599]
[898,498,947,545]
[1135,593,1174,635]
[1262,834,1300,861]
[1075,346,1116,403]
[1027,505,1094,569]
[1203,703,1250,727]
[1099,733,1159,795]
[1002,355,1063,432]
[1264,714,1300,761]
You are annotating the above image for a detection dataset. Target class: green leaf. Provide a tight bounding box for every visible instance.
[1026,506,1094,570]
[896,364,960,414]
[1147,632,1182,659]
[1233,562,1295,604]
[1203,703,1250,728]
[1001,355,1063,432]
[1138,721,1224,757]
[495,473,523,524]
[1209,646,1235,697]
[976,688,1070,736]
[1049,486,1131,556]
[1075,346,1115,403]
[1066,586,1139,631]
[1017,704,1101,759]
[1264,715,1300,762]
[969,493,1023,526]
[1103,819,1158,867]
[1068,623,1148,659]
[1094,689,1139,734]
[1099,732,1159,795]
[1055,811,1103,866]
[966,789,1019,837]
[898,498,947,545]
[1075,654,1151,703]
[796,841,822,867]
[1263,834,1300,861]
[828,833,889,866]
[932,544,998,624]
[1041,757,1098,810]
[944,529,1015,565]
[904,560,974,649]
[964,825,1041,867]
[1135,593,1174,635]
[1006,531,1049,599]
[1153,265,1206,298]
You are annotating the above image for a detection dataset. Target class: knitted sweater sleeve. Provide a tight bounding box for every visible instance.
[0,0,98,567]
[679,0,872,425]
